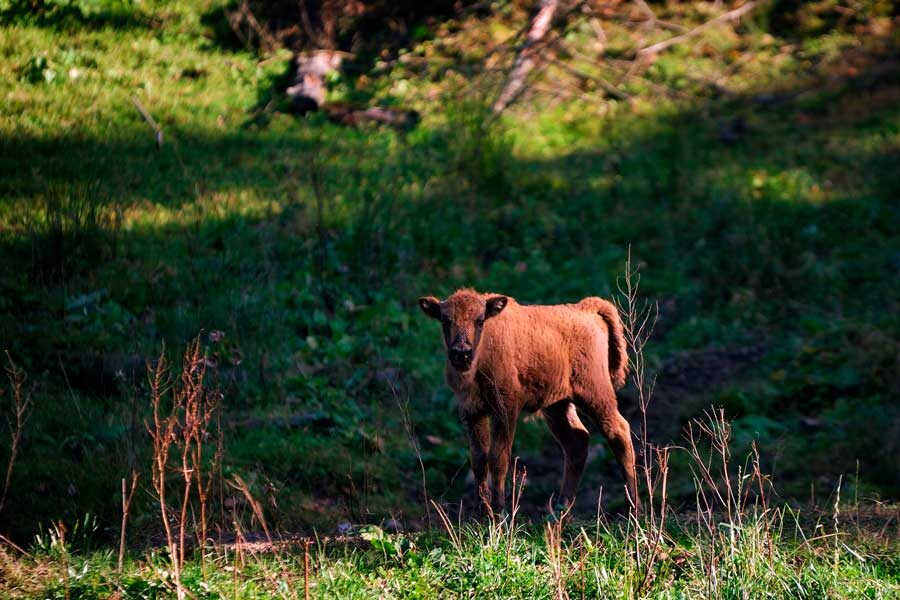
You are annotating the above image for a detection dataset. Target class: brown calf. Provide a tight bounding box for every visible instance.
[418,288,638,514]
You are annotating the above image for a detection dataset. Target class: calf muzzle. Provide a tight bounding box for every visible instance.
[448,347,474,370]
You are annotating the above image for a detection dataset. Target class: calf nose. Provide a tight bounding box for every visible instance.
[449,346,473,362]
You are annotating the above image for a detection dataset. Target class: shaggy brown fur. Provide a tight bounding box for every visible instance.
[418,288,639,514]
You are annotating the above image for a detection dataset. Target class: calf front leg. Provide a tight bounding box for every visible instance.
[464,413,492,515]
[489,409,518,514]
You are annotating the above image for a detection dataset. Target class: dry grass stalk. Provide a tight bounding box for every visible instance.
[614,253,786,596]
[388,379,431,528]
[616,248,658,519]
[544,500,572,600]
[1,351,32,515]
[304,539,311,600]
[680,407,787,596]
[616,252,686,594]
[147,347,182,597]
[506,458,526,567]
[226,481,295,597]
[228,474,273,545]
[118,471,139,573]
[430,499,462,552]
[147,336,222,599]
[751,441,775,561]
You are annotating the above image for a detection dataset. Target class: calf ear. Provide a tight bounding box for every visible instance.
[418,296,442,320]
[485,295,508,318]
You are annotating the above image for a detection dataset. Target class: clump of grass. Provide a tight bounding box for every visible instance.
[22,183,121,285]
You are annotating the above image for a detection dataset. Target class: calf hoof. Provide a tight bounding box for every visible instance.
[546,497,574,522]
[475,499,494,521]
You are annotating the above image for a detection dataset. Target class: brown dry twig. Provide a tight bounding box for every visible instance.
[146,337,222,599]
[1,351,32,515]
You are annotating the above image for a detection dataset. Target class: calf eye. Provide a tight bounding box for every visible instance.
[475,316,485,327]
[441,316,452,325]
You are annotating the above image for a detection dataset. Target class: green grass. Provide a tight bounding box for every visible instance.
[0,0,898,594]
[4,510,899,599]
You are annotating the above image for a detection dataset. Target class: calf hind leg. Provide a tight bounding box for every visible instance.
[602,412,640,512]
[543,400,590,507]
[574,387,640,512]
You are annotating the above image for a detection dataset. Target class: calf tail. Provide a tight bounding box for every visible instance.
[580,297,630,390]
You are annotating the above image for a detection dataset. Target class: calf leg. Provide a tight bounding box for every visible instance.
[543,400,590,507]
[574,386,640,513]
[601,412,640,512]
[464,413,492,514]
[489,408,518,513]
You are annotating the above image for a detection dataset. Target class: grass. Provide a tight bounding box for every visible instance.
[3,502,899,598]
[0,0,899,596]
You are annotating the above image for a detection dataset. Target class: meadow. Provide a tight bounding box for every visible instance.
[0,0,898,596]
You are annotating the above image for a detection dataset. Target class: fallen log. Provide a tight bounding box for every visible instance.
[322,103,420,129]
[286,50,419,129]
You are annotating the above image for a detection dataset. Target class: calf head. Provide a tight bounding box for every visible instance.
[418,290,508,372]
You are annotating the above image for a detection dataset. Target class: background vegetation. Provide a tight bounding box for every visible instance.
[0,0,898,596]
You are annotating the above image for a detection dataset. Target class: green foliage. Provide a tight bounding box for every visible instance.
[0,0,137,26]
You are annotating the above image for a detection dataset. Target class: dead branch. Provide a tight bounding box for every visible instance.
[0,533,29,556]
[493,0,562,115]
[131,97,164,149]
[637,1,758,58]
[548,55,629,100]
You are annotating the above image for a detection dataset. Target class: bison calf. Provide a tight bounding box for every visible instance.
[418,288,638,514]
